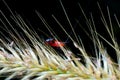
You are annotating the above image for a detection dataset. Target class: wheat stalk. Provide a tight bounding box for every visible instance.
[0,0,120,80]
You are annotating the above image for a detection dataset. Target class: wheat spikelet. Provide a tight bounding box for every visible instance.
[0,0,120,80]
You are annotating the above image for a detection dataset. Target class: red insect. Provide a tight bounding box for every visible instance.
[45,38,65,48]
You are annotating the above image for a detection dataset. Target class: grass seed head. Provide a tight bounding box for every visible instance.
[0,0,120,80]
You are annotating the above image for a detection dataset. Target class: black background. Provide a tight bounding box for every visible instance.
[0,0,120,61]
